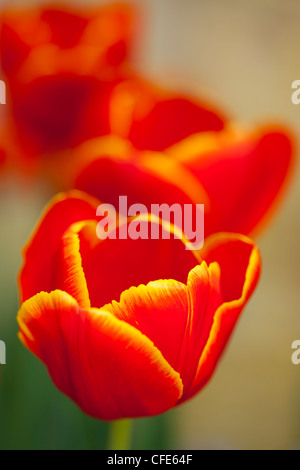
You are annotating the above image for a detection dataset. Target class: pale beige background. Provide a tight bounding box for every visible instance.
[1,0,300,449]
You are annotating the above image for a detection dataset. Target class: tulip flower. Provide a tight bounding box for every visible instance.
[64,114,294,241]
[0,3,133,82]
[45,135,208,209]
[0,4,294,243]
[18,191,261,420]
[0,3,294,241]
[0,3,134,159]
[109,78,226,151]
[167,125,294,237]
[107,78,295,237]
[40,77,293,240]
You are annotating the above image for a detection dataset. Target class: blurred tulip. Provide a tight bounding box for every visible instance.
[45,135,209,210]
[0,2,134,161]
[108,78,295,237]
[0,3,294,240]
[109,78,226,151]
[0,2,134,82]
[63,118,294,240]
[166,124,295,237]
[18,191,261,420]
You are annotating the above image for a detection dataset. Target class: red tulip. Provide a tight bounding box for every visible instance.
[107,78,295,237]
[45,135,208,210]
[0,3,134,159]
[109,78,226,151]
[0,3,133,82]
[166,125,295,237]
[67,116,294,240]
[18,191,261,420]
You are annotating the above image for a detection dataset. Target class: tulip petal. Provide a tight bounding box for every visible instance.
[104,280,189,373]
[82,4,134,67]
[185,233,261,400]
[0,22,30,78]
[19,190,99,302]
[0,3,133,79]
[12,74,114,155]
[103,261,222,393]
[56,226,91,309]
[41,9,89,49]
[201,233,261,302]
[80,218,199,309]
[110,79,225,151]
[170,127,294,236]
[177,261,223,392]
[128,97,225,151]
[17,290,183,420]
[73,139,209,210]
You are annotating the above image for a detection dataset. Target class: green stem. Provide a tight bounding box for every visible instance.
[107,419,132,450]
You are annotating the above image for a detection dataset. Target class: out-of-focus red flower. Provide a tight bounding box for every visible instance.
[165,124,295,237]
[67,116,294,239]
[0,3,134,161]
[0,147,5,168]
[17,191,261,420]
[1,3,133,81]
[109,78,227,151]
[108,78,296,232]
[0,3,294,240]
[45,135,209,209]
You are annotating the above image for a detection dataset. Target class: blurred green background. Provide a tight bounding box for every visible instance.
[1,0,300,450]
